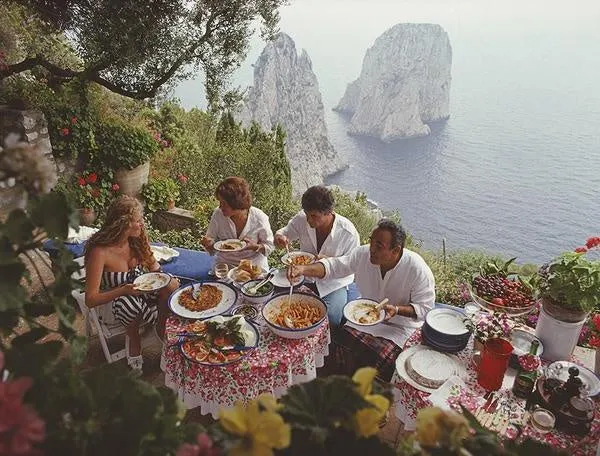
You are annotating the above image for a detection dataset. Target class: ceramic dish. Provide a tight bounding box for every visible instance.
[240,279,275,305]
[269,269,304,288]
[547,361,600,397]
[150,245,180,263]
[511,329,543,357]
[168,281,238,319]
[421,327,469,353]
[343,299,386,326]
[214,239,247,252]
[395,345,467,394]
[262,292,326,339]
[179,315,259,366]
[132,272,171,292]
[227,267,265,287]
[468,283,536,317]
[425,308,470,336]
[281,251,316,266]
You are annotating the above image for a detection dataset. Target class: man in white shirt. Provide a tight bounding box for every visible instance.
[289,219,435,380]
[275,186,360,327]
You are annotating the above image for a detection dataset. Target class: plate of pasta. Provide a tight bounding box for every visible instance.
[178,316,259,366]
[169,281,238,319]
[281,251,316,266]
[262,292,327,339]
[214,239,246,252]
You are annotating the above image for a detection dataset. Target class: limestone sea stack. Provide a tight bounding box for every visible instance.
[239,33,345,195]
[335,23,452,142]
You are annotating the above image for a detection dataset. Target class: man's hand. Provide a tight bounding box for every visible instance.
[383,304,397,320]
[200,235,214,252]
[241,237,262,253]
[287,264,305,281]
[274,233,289,249]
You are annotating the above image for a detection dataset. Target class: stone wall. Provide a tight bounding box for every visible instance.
[151,207,199,233]
[0,107,57,216]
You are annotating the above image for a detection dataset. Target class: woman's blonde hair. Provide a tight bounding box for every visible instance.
[84,195,154,268]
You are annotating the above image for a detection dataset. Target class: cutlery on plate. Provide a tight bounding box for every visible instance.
[356,298,389,319]
[191,281,204,299]
[246,269,275,294]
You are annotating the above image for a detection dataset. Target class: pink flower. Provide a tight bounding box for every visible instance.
[518,354,541,372]
[0,376,45,455]
[575,247,588,254]
[178,174,188,184]
[111,183,120,191]
[175,433,219,456]
[71,116,77,125]
[59,128,70,137]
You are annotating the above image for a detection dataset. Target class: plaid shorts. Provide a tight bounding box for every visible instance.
[330,326,402,382]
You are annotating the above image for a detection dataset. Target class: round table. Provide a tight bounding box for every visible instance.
[161,300,330,417]
[392,329,600,455]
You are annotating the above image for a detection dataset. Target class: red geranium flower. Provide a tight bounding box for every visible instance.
[86,173,98,184]
[77,177,86,186]
[91,188,100,198]
[178,174,188,184]
[586,237,600,249]
[112,183,120,191]
[59,128,70,136]
[71,116,78,124]
[575,247,588,253]
[589,334,600,349]
[593,314,600,331]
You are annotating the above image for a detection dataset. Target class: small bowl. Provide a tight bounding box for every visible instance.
[240,279,275,305]
[262,292,327,339]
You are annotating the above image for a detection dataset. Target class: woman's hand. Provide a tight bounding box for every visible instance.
[121,283,146,297]
[274,234,289,249]
[383,304,397,320]
[241,237,262,254]
[200,235,214,252]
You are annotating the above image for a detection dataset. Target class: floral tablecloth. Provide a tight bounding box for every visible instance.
[392,329,600,455]
[161,303,330,417]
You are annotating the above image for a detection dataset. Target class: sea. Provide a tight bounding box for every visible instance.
[175,0,600,264]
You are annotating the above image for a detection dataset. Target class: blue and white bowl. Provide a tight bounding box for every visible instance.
[240,279,275,305]
[262,292,327,339]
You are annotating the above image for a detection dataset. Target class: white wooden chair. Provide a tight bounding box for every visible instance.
[71,256,145,363]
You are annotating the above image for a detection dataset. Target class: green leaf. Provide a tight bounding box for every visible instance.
[29,192,73,239]
[1,209,35,245]
[69,335,88,365]
[11,327,49,347]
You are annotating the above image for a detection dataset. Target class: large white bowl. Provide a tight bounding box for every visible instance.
[262,292,327,339]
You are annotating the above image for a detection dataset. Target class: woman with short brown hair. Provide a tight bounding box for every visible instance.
[201,177,274,272]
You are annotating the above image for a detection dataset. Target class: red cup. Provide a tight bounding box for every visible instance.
[477,338,513,391]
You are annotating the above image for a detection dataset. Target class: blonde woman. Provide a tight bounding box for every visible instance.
[84,196,179,370]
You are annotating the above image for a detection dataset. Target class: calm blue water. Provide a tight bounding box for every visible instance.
[175,0,600,263]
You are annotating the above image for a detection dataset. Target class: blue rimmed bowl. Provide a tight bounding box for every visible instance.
[262,292,327,339]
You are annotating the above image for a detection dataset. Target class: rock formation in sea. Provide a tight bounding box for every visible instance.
[239,33,345,195]
[335,23,452,142]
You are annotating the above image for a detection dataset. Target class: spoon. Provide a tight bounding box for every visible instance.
[245,269,276,295]
[356,298,389,320]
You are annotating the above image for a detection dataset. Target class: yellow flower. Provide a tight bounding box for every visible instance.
[352,367,377,397]
[257,393,282,412]
[354,394,390,438]
[219,398,291,456]
[415,407,469,450]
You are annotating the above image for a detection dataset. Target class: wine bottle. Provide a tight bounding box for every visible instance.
[512,340,540,398]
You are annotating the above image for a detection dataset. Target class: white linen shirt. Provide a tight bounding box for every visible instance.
[322,246,436,346]
[276,211,360,297]
[206,206,274,272]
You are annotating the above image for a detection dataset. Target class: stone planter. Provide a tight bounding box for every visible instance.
[0,184,27,220]
[79,207,97,226]
[535,298,588,361]
[114,162,149,199]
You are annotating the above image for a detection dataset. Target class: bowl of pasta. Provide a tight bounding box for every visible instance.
[262,292,327,339]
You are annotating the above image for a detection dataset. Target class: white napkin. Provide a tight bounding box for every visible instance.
[67,226,98,243]
[428,376,467,410]
[150,245,179,263]
[345,316,423,347]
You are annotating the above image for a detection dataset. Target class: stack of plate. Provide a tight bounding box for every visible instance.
[422,307,471,353]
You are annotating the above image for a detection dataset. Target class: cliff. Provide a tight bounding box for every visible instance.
[239,33,345,195]
[335,23,452,142]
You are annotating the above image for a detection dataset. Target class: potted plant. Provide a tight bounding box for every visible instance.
[465,312,515,353]
[92,121,159,198]
[141,176,180,212]
[535,237,600,360]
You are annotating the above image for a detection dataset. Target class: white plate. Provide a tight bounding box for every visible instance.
[511,329,543,356]
[151,245,180,263]
[425,308,469,336]
[281,251,316,266]
[395,344,467,394]
[168,281,239,319]
[227,267,264,287]
[132,272,171,292]
[269,269,303,288]
[214,239,246,252]
[343,299,385,326]
[547,361,600,397]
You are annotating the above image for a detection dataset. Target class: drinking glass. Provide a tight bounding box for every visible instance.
[477,338,513,391]
[214,263,229,280]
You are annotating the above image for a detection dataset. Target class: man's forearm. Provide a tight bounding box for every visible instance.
[302,262,326,279]
[395,304,417,319]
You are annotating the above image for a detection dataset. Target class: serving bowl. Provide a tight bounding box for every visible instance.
[240,279,275,305]
[262,292,327,339]
[468,283,537,317]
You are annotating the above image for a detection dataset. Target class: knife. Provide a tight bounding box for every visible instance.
[486,397,500,413]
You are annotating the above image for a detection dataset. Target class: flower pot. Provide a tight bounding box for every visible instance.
[114,161,149,199]
[535,306,586,361]
[79,207,97,226]
[540,297,589,323]
[167,199,175,210]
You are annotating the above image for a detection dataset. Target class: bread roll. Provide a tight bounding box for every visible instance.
[234,270,252,283]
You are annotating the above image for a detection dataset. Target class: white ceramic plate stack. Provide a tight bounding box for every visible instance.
[422,307,471,353]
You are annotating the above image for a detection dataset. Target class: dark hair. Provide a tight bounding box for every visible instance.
[375,219,406,249]
[215,176,252,210]
[301,186,334,213]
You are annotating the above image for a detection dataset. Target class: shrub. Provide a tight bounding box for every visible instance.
[141,177,180,213]
[92,121,159,170]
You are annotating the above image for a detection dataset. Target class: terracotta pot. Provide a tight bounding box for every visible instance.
[114,162,149,199]
[167,199,175,210]
[79,207,97,226]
